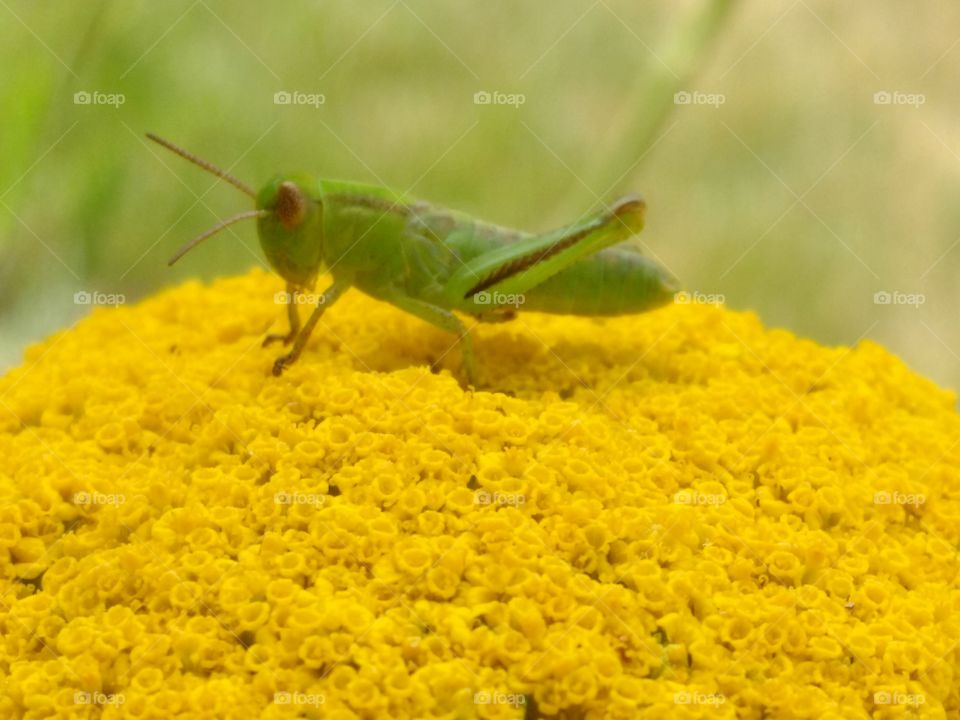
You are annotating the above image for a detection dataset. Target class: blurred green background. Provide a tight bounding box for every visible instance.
[2,1,959,391]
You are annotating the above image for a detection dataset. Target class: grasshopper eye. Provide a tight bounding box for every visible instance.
[276,181,308,230]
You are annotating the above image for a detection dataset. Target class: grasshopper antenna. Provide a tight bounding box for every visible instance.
[147,133,266,264]
[146,132,257,199]
[167,210,267,266]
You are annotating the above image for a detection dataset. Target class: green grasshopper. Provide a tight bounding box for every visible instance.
[147,134,679,385]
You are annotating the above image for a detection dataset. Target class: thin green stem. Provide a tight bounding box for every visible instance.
[576,0,739,203]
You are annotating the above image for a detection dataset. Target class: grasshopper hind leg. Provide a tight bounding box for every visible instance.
[442,194,648,308]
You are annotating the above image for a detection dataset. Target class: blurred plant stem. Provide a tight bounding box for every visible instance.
[579,0,738,203]
[0,0,108,292]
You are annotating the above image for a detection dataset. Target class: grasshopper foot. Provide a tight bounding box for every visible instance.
[461,355,478,389]
[262,331,296,347]
[272,353,297,376]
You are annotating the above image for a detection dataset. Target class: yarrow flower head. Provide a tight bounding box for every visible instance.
[0,267,958,718]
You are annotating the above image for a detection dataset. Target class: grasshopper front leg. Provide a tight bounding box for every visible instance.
[272,281,349,376]
[263,281,302,347]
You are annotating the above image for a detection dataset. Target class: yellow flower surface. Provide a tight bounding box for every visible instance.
[1,267,958,719]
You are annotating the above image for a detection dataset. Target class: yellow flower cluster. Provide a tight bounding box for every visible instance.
[1,267,959,719]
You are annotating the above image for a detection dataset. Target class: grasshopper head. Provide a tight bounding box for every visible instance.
[255,174,325,287]
[147,134,325,284]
